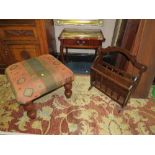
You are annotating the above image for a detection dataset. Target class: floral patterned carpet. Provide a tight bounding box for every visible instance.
[0,74,155,135]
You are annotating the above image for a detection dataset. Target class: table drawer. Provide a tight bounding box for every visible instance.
[62,39,102,47]
[0,27,38,41]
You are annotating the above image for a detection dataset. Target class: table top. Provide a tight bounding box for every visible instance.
[59,28,104,40]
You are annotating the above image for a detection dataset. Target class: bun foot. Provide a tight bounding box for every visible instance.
[64,82,72,98]
[27,110,36,119]
[23,101,36,119]
[65,89,72,98]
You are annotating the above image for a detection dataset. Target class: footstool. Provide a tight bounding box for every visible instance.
[5,54,74,119]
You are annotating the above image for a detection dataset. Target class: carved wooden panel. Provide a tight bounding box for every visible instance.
[5,30,34,37]
[0,19,56,73]
[8,44,40,62]
[2,28,38,40]
[0,40,13,66]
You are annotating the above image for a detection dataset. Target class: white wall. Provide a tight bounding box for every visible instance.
[54,19,116,54]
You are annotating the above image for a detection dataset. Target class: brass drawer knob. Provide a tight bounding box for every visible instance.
[76,40,80,44]
[76,40,86,45]
[82,40,86,44]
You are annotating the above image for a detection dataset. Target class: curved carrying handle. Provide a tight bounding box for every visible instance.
[97,46,147,73]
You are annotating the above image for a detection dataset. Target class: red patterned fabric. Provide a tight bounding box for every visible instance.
[5,54,74,104]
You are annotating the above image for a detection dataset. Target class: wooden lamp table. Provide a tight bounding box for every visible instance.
[58,28,105,62]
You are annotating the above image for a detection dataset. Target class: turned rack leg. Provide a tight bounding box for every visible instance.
[117,106,123,114]
[88,85,93,91]
[64,82,72,98]
[23,101,36,119]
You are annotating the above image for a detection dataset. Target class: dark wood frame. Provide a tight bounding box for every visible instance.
[89,47,147,108]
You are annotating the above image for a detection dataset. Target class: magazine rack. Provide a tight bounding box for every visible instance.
[89,47,147,107]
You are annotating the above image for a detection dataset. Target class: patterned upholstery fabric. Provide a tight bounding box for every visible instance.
[5,54,74,104]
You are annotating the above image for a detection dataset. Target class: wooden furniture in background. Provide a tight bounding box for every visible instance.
[115,19,140,69]
[0,19,56,73]
[114,19,155,98]
[127,20,155,98]
[116,19,140,50]
[58,28,105,62]
[89,47,147,107]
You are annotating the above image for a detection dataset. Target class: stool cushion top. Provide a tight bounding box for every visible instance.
[6,54,74,104]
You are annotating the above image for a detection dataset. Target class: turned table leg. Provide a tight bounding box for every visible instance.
[95,48,98,56]
[64,82,72,98]
[66,47,69,62]
[23,101,36,119]
[60,45,65,63]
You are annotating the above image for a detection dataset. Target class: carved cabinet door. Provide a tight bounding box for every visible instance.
[8,44,41,63]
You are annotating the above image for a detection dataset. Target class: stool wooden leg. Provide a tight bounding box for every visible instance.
[64,82,72,98]
[23,101,36,119]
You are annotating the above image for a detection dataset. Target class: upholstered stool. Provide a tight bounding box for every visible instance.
[5,54,74,119]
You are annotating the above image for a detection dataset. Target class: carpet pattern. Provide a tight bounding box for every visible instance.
[0,75,155,135]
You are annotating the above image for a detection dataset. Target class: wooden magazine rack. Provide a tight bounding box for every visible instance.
[89,47,147,107]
